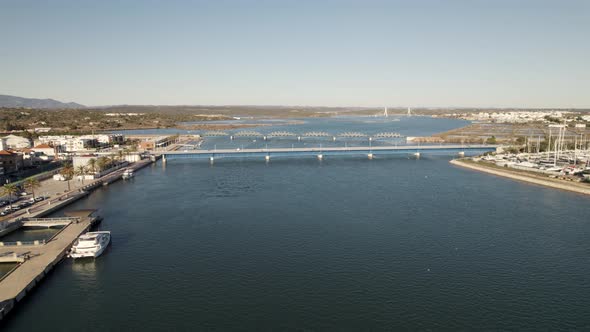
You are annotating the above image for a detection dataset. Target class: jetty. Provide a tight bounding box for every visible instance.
[0,211,101,319]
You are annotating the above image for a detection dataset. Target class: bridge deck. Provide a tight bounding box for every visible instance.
[163,144,498,159]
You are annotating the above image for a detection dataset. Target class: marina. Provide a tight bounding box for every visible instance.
[0,158,154,320]
[0,211,101,319]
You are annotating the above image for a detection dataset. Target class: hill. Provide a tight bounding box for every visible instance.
[0,94,85,109]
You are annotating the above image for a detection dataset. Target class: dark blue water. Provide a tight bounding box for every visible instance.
[111,115,469,137]
[4,118,590,330]
[0,228,60,243]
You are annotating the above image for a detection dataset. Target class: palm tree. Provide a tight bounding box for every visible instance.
[96,157,107,172]
[87,158,97,174]
[104,156,113,169]
[75,165,87,185]
[117,150,124,162]
[23,178,41,200]
[60,164,74,191]
[2,183,18,210]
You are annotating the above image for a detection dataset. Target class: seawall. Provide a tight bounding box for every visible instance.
[450,159,590,196]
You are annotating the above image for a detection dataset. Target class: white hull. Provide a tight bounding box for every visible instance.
[122,172,134,179]
[69,231,111,259]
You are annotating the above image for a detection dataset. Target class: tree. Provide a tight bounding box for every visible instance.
[96,157,107,172]
[23,178,41,200]
[486,136,497,144]
[87,158,97,174]
[117,149,124,161]
[1,183,18,210]
[75,166,87,185]
[60,164,74,191]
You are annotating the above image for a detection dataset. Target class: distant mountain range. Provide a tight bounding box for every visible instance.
[0,94,85,109]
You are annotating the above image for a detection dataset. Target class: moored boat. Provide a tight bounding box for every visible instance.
[122,168,134,179]
[69,231,111,258]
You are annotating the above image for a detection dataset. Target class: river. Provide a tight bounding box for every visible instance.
[3,116,590,330]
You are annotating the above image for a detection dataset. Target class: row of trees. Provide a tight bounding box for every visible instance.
[1,178,42,210]
[58,154,126,191]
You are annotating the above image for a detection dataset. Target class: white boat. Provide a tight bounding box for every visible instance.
[122,169,134,179]
[69,231,111,258]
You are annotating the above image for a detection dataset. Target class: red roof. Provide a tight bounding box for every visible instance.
[33,143,52,149]
[0,150,15,156]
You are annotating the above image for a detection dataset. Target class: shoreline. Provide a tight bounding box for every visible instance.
[450,159,590,196]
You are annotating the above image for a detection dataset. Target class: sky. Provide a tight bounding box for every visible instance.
[0,0,588,108]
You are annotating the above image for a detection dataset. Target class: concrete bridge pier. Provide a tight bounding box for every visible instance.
[230,135,234,140]
[264,136,267,141]
[265,155,270,162]
[209,156,214,164]
[162,155,167,163]
[368,153,374,160]
[369,137,373,142]
[317,154,324,161]
[413,152,421,158]
[332,137,336,141]
[458,151,465,157]
[297,136,301,141]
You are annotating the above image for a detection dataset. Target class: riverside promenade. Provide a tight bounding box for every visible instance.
[450,159,590,196]
[0,158,154,320]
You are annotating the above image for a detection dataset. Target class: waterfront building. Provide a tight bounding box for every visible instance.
[37,134,125,152]
[138,136,173,151]
[0,149,24,177]
[31,143,56,157]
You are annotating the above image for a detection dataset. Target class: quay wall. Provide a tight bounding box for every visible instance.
[450,159,590,196]
[0,158,154,320]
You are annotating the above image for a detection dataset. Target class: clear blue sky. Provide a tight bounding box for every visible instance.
[1,0,588,108]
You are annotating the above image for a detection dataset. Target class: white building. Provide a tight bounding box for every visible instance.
[79,134,125,145]
[37,135,99,152]
[32,143,56,157]
[37,134,125,152]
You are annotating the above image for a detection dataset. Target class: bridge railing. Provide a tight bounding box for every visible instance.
[21,217,79,224]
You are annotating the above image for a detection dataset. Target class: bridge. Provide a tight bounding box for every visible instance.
[160,144,498,162]
[201,131,405,140]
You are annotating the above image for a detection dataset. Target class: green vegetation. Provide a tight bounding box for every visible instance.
[60,164,74,191]
[75,166,87,185]
[543,115,562,123]
[23,178,41,200]
[87,158,97,174]
[485,136,497,144]
[0,107,232,134]
[2,183,19,209]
